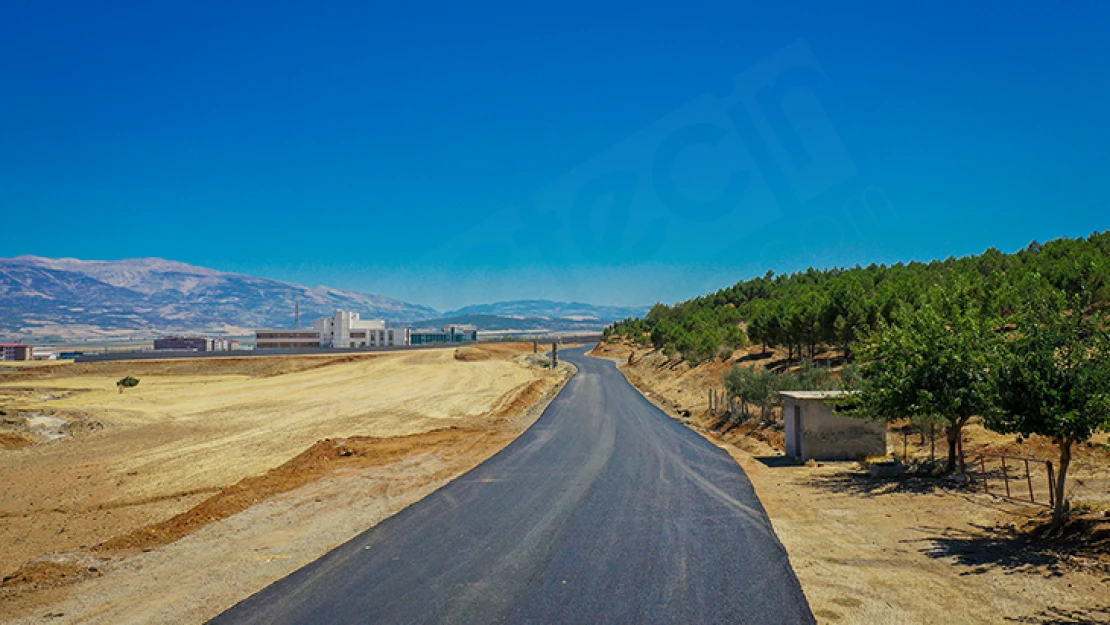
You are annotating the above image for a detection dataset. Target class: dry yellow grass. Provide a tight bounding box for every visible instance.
[0,359,74,368]
[0,346,556,574]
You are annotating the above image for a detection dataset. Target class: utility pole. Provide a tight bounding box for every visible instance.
[551,342,558,367]
[295,299,301,329]
[533,340,538,354]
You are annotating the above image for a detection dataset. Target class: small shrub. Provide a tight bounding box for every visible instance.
[1069,499,1107,514]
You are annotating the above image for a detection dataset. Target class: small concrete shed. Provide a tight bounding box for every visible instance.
[780,391,886,462]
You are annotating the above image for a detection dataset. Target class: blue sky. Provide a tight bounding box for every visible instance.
[2,1,1108,311]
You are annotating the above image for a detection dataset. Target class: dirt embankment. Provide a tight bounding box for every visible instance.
[592,339,1110,625]
[0,343,574,623]
[93,428,484,553]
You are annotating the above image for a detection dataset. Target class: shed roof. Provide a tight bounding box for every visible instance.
[778,390,858,400]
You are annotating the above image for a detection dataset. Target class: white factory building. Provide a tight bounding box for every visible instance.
[255,310,411,349]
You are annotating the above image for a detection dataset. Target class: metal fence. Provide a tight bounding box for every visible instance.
[974,454,1055,507]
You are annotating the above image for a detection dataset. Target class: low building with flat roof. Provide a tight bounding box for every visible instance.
[254,329,324,349]
[780,390,886,462]
[410,324,478,345]
[154,336,240,351]
[0,343,33,361]
[154,336,209,351]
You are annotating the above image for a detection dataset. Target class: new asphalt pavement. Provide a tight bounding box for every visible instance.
[210,346,814,624]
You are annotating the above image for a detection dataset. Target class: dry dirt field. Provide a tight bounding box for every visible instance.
[0,344,573,623]
[592,340,1110,625]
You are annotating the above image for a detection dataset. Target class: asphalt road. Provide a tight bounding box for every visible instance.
[210,347,814,624]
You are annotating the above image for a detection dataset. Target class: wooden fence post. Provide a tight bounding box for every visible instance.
[1001,456,1011,498]
[1046,460,1055,508]
[1024,458,1035,504]
[980,456,989,495]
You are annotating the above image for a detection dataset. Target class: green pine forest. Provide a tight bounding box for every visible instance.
[608,231,1110,364]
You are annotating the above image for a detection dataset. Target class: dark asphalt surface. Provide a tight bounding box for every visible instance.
[210,347,814,624]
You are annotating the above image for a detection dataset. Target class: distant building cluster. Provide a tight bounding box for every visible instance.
[0,343,81,361]
[254,310,477,349]
[153,336,240,351]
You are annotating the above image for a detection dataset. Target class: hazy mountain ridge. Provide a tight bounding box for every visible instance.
[443,299,649,322]
[0,256,439,339]
[412,314,613,333]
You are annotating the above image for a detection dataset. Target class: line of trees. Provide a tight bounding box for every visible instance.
[607,232,1110,364]
[607,232,1110,526]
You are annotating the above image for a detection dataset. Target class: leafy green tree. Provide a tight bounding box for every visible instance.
[837,363,861,390]
[990,300,1110,525]
[116,376,140,394]
[855,286,1000,474]
[723,365,776,421]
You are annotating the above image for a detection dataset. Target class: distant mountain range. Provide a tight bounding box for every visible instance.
[413,314,614,334]
[442,300,649,322]
[0,257,647,340]
[0,256,437,340]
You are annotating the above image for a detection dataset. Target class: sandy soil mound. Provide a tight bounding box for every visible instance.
[0,432,32,450]
[454,342,536,362]
[454,346,491,361]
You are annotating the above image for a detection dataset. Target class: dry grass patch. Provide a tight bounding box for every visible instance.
[0,345,563,588]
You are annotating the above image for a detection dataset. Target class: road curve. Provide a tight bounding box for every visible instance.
[210,347,814,624]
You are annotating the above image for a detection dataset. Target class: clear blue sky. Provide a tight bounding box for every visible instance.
[2,1,1108,311]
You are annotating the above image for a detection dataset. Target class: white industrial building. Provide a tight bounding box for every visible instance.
[256,310,410,349]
